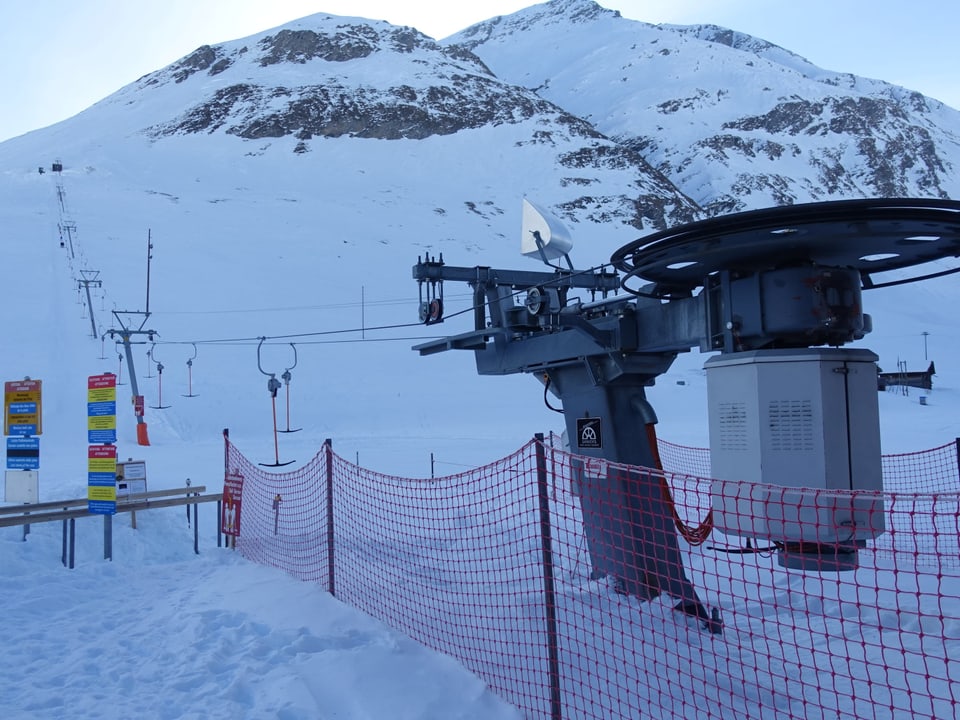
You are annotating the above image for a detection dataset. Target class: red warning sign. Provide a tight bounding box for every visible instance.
[222,471,244,537]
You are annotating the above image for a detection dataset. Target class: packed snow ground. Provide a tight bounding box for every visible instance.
[1,520,522,719]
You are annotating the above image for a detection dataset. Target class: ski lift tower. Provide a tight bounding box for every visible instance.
[412,197,960,623]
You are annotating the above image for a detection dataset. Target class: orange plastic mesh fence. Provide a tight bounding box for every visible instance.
[227,434,960,719]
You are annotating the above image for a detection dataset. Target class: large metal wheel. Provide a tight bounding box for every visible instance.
[611,198,960,298]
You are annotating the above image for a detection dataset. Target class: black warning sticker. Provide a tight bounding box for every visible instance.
[576,417,602,449]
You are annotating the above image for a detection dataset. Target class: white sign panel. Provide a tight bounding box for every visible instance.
[116,460,147,500]
[5,470,39,503]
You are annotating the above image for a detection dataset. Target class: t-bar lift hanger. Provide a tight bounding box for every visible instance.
[257,337,295,467]
[278,343,301,434]
[149,342,171,410]
[183,343,199,398]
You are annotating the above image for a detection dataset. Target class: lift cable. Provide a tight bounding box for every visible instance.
[140,258,627,349]
[151,291,477,316]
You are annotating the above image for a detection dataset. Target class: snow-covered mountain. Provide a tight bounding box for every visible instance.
[0,0,956,469]
[87,11,701,232]
[8,0,959,239]
[447,0,960,214]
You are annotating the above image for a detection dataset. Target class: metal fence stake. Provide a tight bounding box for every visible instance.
[104,514,113,561]
[68,518,76,569]
[535,433,563,720]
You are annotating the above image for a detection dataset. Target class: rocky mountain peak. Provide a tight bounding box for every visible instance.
[89,11,693,232]
[139,17,553,145]
[453,0,619,47]
[446,2,960,213]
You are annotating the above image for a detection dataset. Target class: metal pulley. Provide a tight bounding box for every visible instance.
[525,287,544,315]
[267,376,281,398]
[419,298,444,324]
[415,253,445,325]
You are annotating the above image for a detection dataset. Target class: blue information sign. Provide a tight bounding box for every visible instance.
[6,458,38,469]
[7,437,39,450]
[88,500,117,514]
[6,436,39,470]
[87,401,117,416]
[8,424,37,437]
[8,401,38,435]
[88,429,118,444]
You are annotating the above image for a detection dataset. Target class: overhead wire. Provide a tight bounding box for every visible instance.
[105,251,632,369]
[146,256,624,348]
[151,291,477,316]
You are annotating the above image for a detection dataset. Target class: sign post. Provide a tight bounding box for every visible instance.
[87,374,118,516]
[87,445,117,514]
[4,379,42,536]
[87,374,117,445]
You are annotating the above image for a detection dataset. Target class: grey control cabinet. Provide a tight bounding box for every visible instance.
[707,348,885,548]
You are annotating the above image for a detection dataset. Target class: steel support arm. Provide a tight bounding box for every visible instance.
[413,259,620,293]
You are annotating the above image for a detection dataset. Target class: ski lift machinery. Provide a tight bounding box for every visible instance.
[412,197,960,631]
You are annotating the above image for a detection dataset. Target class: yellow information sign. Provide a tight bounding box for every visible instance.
[88,485,117,501]
[88,415,117,431]
[87,387,116,403]
[88,456,117,473]
[4,379,42,436]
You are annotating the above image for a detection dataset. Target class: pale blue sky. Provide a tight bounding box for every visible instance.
[1,0,956,142]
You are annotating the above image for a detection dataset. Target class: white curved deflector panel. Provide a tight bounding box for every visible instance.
[521,198,574,261]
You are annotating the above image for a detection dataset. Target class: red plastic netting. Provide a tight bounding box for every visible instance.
[881,441,960,494]
[225,438,330,582]
[658,437,960,569]
[227,434,960,719]
[657,438,960,495]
